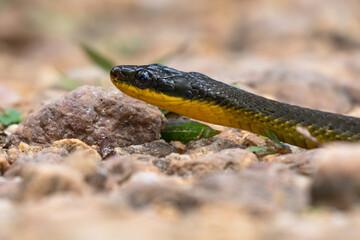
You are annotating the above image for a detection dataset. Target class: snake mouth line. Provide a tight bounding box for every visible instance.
[113,81,188,104]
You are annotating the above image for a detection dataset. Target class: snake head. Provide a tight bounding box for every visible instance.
[110,63,228,103]
[111,64,177,90]
[110,64,194,97]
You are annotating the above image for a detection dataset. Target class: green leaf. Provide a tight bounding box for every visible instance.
[159,108,170,116]
[161,119,220,144]
[81,43,115,72]
[246,146,268,152]
[263,129,287,149]
[247,146,277,154]
[0,109,24,127]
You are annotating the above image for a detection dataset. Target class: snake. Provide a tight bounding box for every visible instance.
[110,64,360,149]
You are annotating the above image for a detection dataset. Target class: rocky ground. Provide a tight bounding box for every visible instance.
[1,0,360,239]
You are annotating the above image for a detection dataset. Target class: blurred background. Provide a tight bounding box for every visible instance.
[1,0,360,114]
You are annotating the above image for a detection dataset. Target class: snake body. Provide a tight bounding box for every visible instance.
[110,64,360,148]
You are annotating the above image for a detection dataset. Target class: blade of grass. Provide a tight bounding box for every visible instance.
[263,129,287,149]
[81,43,115,72]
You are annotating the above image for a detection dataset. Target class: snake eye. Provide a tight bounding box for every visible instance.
[135,70,152,89]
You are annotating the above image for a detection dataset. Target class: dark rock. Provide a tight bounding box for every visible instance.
[14,86,166,147]
[0,131,12,149]
[99,137,116,159]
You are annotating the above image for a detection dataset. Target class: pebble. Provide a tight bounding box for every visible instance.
[64,150,107,191]
[4,147,68,177]
[167,148,257,178]
[15,165,87,201]
[115,140,178,158]
[195,162,310,213]
[122,173,200,211]
[263,149,321,175]
[311,143,360,209]
[184,132,245,159]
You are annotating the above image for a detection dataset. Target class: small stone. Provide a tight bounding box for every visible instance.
[311,143,360,209]
[116,140,178,158]
[263,149,321,175]
[14,86,166,147]
[5,147,22,164]
[102,154,161,186]
[0,131,12,149]
[51,139,101,159]
[165,153,192,162]
[153,153,192,172]
[195,163,310,213]
[102,155,137,185]
[241,131,267,147]
[4,124,18,135]
[152,158,171,172]
[4,148,67,177]
[0,151,10,175]
[15,165,87,201]
[129,155,161,173]
[169,141,186,154]
[98,137,117,159]
[18,142,44,155]
[123,173,200,211]
[167,148,257,178]
[64,150,106,191]
[184,132,245,159]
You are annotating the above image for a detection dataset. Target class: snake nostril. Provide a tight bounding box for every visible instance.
[110,66,121,79]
